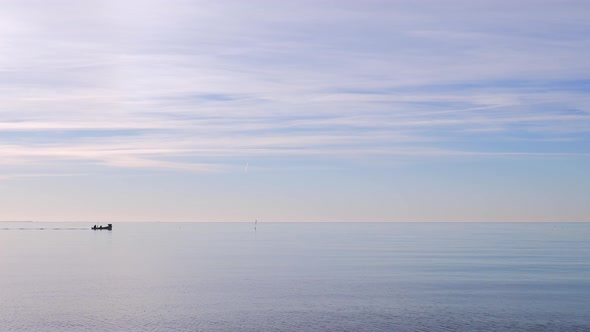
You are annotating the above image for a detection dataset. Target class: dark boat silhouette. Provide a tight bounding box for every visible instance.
[92,224,112,230]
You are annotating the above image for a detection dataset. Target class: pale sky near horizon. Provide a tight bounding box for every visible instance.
[1,0,589,222]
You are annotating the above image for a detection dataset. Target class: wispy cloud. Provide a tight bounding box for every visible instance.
[1,0,589,179]
[0,173,85,181]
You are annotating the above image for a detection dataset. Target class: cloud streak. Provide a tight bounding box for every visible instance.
[1,0,589,179]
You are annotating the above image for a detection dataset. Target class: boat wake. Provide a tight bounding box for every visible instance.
[0,227,89,231]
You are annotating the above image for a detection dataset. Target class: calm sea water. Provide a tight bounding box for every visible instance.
[1,222,589,331]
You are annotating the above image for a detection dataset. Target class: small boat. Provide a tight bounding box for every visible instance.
[92,224,112,230]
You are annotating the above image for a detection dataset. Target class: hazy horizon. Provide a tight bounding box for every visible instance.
[2,220,589,224]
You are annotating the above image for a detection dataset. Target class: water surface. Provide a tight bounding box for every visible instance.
[1,222,589,331]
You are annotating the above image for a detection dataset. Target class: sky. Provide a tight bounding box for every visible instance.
[0,0,589,222]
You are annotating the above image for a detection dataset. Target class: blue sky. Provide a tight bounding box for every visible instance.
[1,0,589,221]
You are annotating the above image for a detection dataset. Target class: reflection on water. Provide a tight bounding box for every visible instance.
[1,222,589,331]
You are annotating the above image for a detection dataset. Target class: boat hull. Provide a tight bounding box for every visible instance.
[91,224,112,230]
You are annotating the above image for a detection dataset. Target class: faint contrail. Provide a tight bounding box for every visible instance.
[245,162,249,173]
